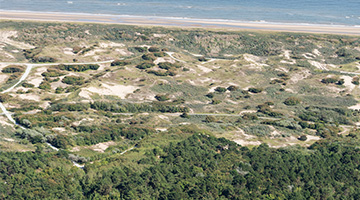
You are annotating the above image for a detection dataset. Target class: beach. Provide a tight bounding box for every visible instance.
[1,10,360,35]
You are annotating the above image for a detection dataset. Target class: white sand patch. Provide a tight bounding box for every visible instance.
[28,77,43,87]
[11,50,19,53]
[283,50,291,59]
[156,128,168,132]
[140,45,151,48]
[209,86,217,92]
[63,47,75,55]
[90,141,116,152]
[226,99,238,104]
[0,116,14,127]
[188,80,196,85]
[85,30,91,35]
[199,77,216,83]
[17,93,41,102]
[79,89,92,99]
[153,34,167,38]
[341,75,355,91]
[115,48,134,56]
[306,135,321,141]
[84,49,106,56]
[39,101,51,109]
[231,128,261,147]
[52,127,66,132]
[285,88,296,93]
[85,83,139,99]
[72,118,94,127]
[349,104,360,110]
[280,50,296,64]
[2,51,15,59]
[23,109,41,115]
[154,57,175,64]
[197,65,212,73]
[27,66,47,87]
[243,54,268,67]
[240,110,257,115]
[313,49,321,56]
[0,31,35,49]
[280,60,296,65]
[158,115,169,120]
[0,74,8,84]
[3,138,15,142]
[99,42,125,48]
[289,69,311,84]
[308,61,330,70]
[190,53,203,57]
[51,81,67,90]
[303,53,316,59]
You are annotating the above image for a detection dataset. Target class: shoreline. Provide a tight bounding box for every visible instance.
[1,10,360,35]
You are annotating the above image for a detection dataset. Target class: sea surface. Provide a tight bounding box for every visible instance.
[1,0,359,26]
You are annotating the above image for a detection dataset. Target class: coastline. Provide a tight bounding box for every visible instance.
[1,10,360,35]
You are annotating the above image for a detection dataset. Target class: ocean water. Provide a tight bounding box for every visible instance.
[0,0,359,26]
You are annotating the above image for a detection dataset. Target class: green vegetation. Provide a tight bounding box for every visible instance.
[1,134,360,199]
[62,76,85,85]
[1,20,360,199]
[58,64,100,72]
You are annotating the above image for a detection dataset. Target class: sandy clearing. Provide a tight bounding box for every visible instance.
[239,110,257,115]
[233,139,262,146]
[232,128,261,146]
[90,141,116,152]
[308,60,331,70]
[0,116,14,127]
[153,33,167,38]
[0,74,8,84]
[3,138,15,142]
[303,53,316,59]
[289,69,311,84]
[85,83,139,99]
[115,48,133,56]
[27,66,47,87]
[99,42,125,48]
[243,54,268,67]
[16,93,41,101]
[197,65,212,73]
[51,81,67,90]
[283,50,291,59]
[72,118,94,127]
[79,89,92,99]
[341,75,356,91]
[190,53,203,57]
[0,31,35,49]
[27,77,43,87]
[23,109,41,114]
[154,57,175,64]
[1,51,15,59]
[158,115,169,120]
[63,47,75,55]
[52,127,66,132]
[84,49,106,56]
[226,99,238,104]
[306,135,321,141]
[313,49,321,56]
[280,60,296,65]
[348,103,360,110]
[156,128,168,132]
[280,51,296,64]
